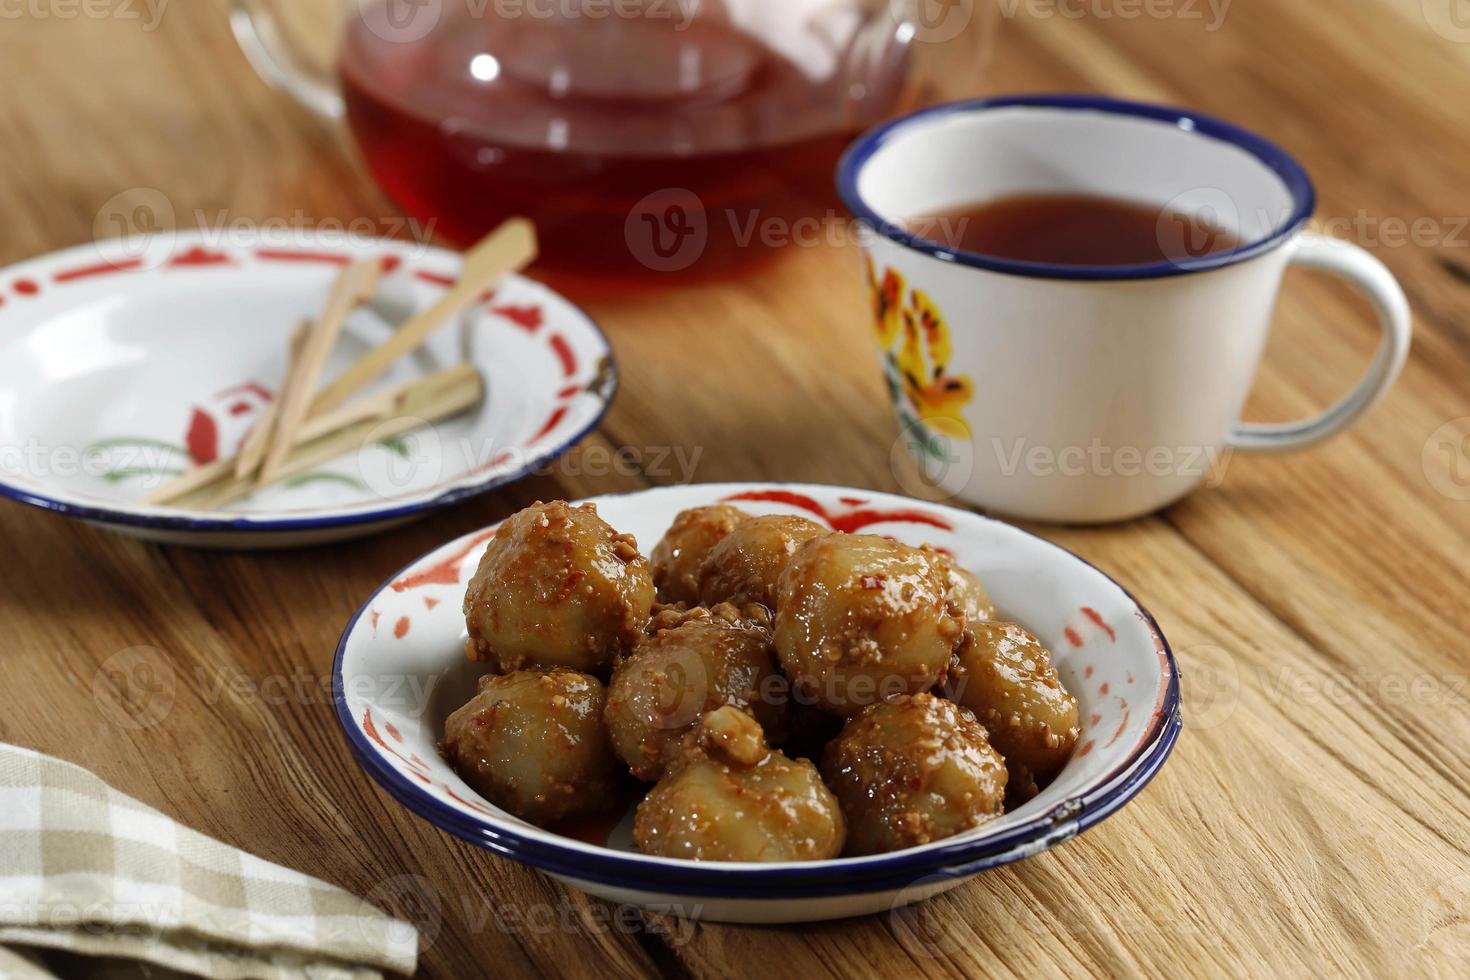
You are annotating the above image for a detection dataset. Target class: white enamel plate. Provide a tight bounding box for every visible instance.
[0,233,615,547]
[334,483,1182,923]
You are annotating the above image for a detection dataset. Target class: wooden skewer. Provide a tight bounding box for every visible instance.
[139,450,231,506]
[309,219,537,417]
[142,364,480,507]
[140,454,231,507]
[303,363,481,436]
[140,222,531,510]
[173,365,485,511]
[142,319,313,504]
[257,257,385,485]
[233,319,311,480]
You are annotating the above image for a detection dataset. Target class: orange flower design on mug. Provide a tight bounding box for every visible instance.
[866,258,974,439]
[868,255,904,348]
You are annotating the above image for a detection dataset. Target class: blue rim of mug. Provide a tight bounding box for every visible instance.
[331,482,1184,900]
[837,93,1317,281]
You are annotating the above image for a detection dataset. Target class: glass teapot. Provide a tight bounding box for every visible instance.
[232,0,995,280]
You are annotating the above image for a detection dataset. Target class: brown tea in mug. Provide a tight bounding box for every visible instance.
[905,192,1241,266]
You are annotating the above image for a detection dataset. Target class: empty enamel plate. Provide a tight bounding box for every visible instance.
[0,233,615,547]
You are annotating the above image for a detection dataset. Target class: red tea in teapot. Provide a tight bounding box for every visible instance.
[339,2,908,281]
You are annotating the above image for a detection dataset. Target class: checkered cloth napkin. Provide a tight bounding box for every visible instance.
[0,744,418,979]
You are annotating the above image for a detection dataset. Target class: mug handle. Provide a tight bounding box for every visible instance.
[1227,234,1412,453]
[229,0,344,121]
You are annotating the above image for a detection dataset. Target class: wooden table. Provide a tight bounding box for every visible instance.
[4,1,1469,976]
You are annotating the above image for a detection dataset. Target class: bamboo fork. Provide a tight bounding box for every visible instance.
[257,257,385,485]
[141,219,533,511]
[309,219,536,416]
[233,319,311,480]
[143,364,481,507]
[170,364,484,511]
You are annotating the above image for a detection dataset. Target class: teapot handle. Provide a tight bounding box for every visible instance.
[229,0,344,120]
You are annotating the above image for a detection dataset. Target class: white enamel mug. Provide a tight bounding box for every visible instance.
[838,94,1411,524]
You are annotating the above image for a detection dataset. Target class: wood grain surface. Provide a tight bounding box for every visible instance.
[2,1,1469,977]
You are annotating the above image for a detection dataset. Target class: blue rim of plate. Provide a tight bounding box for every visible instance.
[836,92,1317,282]
[0,238,619,535]
[331,483,1184,899]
